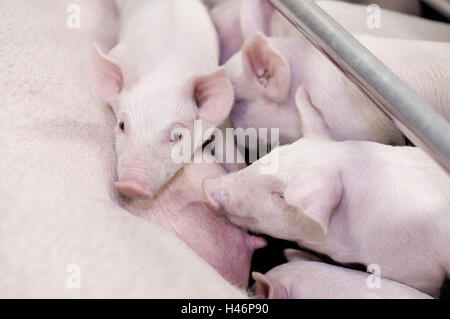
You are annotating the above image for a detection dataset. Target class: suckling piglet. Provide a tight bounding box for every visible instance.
[91,0,234,199]
[252,249,432,299]
[203,87,450,295]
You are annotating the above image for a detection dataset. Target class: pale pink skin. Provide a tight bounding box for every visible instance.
[209,0,245,64]
[259,0,450,41]
[91,0,234,200]
[225,32,450,153]
[212,0,450,67]
[91,0,257,288]
[203,87,450,296]
[127,157,266,288]
[252,250,432,299]
[1,0,248,298]
[223,0,450,153]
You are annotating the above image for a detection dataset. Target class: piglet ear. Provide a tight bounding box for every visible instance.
[241,0,274,39]
[295,86,333,139]
[242,32,291,103]
[252,272,275,299]
[91,43,123,103]
[194,67,234,125]
[285,168,343,245]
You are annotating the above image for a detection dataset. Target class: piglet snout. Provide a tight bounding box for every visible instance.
[115,179,153,200]
[202,178,222,211]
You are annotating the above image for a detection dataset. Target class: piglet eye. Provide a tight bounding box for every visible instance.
[168,123,186,143]
[275,190,285,199]
[171,130,183,142]
[119,121,125,131]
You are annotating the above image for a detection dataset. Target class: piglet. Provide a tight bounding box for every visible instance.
[225,31,450,150]
[91,0,234,200]
[212,0,450,64]
[203,87,450,295]
[128,152,266,288]
[252,249,432,299]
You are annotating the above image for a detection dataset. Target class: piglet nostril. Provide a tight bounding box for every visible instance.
[115,180,153,200]
[202,178,222,211]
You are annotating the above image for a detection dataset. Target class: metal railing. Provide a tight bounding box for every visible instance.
[270,0,450,174]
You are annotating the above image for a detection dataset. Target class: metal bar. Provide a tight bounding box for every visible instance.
[269,0,450,174]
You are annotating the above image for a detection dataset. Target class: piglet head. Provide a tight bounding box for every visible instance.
[202,156,302,240]
[91,44,234,199]
[203,87,344,245]
[225,32,301,149]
